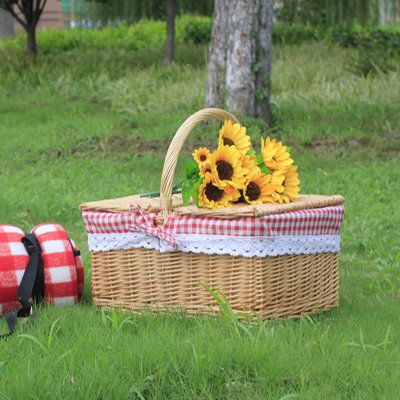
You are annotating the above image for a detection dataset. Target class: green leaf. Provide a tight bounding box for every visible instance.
[184,161,199,180]
[246,149,256,156]
[182,180,193,206]
[259,164,270,175]
[191,178,203,207]
[255,152,270,174]
[286,146,292,154]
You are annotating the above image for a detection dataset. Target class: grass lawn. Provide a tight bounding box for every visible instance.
[0,36,399,399]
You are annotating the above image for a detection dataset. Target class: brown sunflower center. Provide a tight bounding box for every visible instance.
[223,138,235,146]
[246,182,261,201]
[200,154,207,162]
[216,160,234,180]
[204,182,224,202]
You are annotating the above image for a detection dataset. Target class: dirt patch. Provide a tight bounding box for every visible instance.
[302,137,373,156]
[302,134,400,158]
[51,134,218,159]
[45,132,400,160]
[46,135,174,159]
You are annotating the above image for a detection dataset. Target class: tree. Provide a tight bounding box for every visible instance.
[164,0,175,65]
[0,0,48,57]
[0,7,14,38]
[205,0,273,122]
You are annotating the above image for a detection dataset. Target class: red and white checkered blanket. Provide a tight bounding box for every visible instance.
[82,205,344,257]
[0,223,84,315]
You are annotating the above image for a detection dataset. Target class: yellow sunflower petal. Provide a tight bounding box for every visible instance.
[261,136,294,172]
[272,165,300,203]
[282,165,300,201]
[240,153,261,177]
[218,120,251,154]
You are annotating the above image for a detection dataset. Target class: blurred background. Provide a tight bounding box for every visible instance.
[4,0,400,30]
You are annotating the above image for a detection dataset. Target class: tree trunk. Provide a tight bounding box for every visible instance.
[225,0,256,116]
[205,0,273,122]
[164,0,175,65]
[0,8,15,39]
[379,0,387,24]
[27,26,37,58]
[255,0,273,122]
[379,0,396,24]
[205,0,230,108]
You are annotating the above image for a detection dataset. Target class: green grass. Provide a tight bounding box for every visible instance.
[0,33,399,399]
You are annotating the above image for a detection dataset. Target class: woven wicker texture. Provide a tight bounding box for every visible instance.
[82,108,343,319]
[91,249,339,318]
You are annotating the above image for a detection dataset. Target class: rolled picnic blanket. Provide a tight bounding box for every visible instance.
[0,223,84,336]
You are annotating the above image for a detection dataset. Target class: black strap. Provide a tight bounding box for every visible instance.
[1,234,45,339]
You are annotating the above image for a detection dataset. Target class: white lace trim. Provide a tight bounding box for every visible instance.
[87,232,340,257]
[87,232,160,253]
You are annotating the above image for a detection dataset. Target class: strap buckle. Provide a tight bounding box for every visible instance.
[24,240,42,256]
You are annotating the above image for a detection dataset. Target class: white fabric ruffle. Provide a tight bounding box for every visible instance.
[87,232,340,258]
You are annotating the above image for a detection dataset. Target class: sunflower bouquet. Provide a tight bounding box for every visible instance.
[182,120,300,209]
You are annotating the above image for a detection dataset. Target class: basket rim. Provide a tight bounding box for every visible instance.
[80,193,345,225]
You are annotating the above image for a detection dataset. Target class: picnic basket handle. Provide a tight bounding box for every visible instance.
[160,108,240,217]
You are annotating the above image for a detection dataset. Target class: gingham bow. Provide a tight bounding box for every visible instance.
[129,205,178,250]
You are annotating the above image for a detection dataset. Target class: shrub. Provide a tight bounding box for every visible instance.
[179,15,213,45]
[273,23,321,45]
[126,20,166,50]
[332,25,400,75]
[0,16,212,55]
[331,25,400,50]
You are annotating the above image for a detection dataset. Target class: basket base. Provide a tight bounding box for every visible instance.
[91,249,339,319]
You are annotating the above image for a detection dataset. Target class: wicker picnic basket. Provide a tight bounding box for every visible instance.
[80,108,344,319]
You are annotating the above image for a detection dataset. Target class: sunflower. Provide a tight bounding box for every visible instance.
[272,165,300,203]
[210,144,248,189]
[243,173,276,205]
[270,170,285,193]
[198,174,240,209]
[193,147,211,165]
[199,162,213,177]
[218,120,251,154]
[261,137,293,172]
[240,152,261,177]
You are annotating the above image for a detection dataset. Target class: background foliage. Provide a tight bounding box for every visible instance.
[2,15,399,75]
[80,0,399,27]
[277,0,399,26]
[82,0,214,25]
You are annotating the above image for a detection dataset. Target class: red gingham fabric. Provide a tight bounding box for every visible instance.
[82,205,344,238]
[0,225,28,315]
[129,205,177,249]
[82,209,155,235]
[32,223,84,306]
[0,223,84,315]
